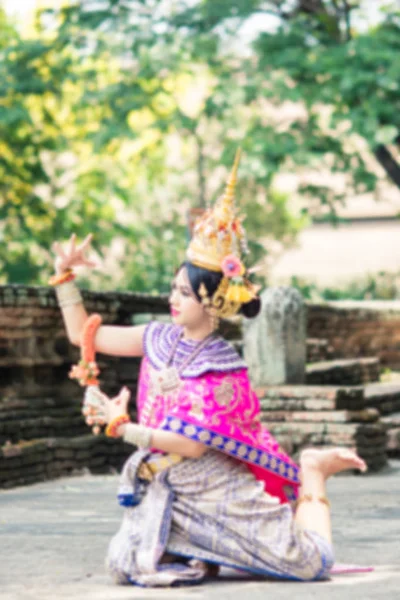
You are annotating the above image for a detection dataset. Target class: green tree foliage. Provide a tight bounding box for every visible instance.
[167,0,400,205]
[291,270,400,301]
[0,6,123,283]
[0,3,186,290]
[0,8,58,282]
[1,1,398,291]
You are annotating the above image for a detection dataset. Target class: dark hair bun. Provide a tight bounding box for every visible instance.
[240,296,261,319]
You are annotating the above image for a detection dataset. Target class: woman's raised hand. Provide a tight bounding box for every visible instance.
[52,233,97,274]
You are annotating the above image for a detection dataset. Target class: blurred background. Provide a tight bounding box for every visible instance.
[1,0,400,300]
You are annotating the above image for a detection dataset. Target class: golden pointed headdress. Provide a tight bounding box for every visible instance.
[187,149,259,317]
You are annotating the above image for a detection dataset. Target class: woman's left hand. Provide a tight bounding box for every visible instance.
[83,386,131,432]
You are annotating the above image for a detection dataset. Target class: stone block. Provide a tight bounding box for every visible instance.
[306,358,380,386]
[1,442,22,458]
[364,454,388,471]
[259,397,334,411]
[261,408,379,424]
[0,455,22,468]
[88,455,107,467]
[307,301,400,370]
[258,385,365,411]
[386,428,400,452]
[244,287,306,386]
[357,444,388,458]
[54,447,74,460]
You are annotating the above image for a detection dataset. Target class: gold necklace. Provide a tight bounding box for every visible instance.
[154,331,214,394]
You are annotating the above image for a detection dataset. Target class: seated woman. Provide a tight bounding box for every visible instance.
[51,152,366,587]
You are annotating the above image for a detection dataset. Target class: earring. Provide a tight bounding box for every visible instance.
[199,283,219,331]
[199,283,211,307]
[208,306,220,331]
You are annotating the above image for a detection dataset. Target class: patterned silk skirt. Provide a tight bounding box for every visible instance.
[106,449,334,587]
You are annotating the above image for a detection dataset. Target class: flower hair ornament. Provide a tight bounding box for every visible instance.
[187,149,259,318]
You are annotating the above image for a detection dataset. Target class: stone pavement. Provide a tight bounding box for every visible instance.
[1,461,400,600]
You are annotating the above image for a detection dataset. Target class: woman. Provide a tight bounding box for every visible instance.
[51,153,366,587]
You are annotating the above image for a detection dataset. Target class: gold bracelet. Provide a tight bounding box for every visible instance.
[296,494,330,508]
[105,414,130,438]
[48,269,75,286]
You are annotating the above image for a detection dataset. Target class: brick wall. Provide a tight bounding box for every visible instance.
[1,286,399,487]
[0,285,242,486]
[0,285,170,471]
[307,300,400,369]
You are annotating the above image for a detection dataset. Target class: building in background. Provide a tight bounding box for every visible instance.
[268,185,400,289]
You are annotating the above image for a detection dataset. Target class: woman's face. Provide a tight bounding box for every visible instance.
[169,267,207,329]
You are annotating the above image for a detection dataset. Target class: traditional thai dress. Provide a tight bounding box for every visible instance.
[106,322,334,586]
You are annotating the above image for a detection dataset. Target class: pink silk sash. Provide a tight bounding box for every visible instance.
[137,357,300,503]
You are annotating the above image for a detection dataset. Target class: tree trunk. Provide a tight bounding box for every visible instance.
[374,144,400,189]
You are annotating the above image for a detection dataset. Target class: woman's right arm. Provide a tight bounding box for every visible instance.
[53,234,147,358]
[60,302,147,357]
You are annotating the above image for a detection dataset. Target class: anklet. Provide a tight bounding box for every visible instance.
[296,494,330,508]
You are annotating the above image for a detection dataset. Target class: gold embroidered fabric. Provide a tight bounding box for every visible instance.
[138,453,183,481]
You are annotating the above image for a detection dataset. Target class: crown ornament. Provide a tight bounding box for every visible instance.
[187,149,259,318]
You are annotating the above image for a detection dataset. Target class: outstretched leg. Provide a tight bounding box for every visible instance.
[295,448,367,544]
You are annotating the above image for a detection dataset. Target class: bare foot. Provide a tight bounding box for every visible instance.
[300,447,367,479]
